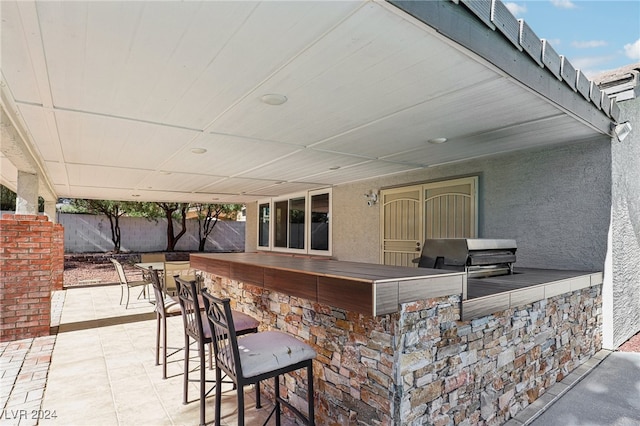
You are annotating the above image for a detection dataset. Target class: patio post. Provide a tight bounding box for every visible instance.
[0,213,63,342]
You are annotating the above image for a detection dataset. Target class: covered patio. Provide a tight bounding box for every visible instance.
[1,282,613,426]
[2,0,638,424]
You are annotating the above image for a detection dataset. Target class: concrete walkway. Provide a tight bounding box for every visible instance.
[526,351,640,426]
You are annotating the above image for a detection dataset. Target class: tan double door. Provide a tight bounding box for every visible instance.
[380,177,478,267]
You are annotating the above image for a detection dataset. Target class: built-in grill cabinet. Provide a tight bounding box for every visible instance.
[418,238,517,278]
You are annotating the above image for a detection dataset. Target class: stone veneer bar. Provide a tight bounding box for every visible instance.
[192,253,602,425]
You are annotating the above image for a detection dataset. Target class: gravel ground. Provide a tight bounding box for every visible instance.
[618,330,640,352]
[63,258,640,352]
[64,259,143,287]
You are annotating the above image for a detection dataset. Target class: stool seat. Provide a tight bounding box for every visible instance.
[231,311,260,335]
[235,331,316,378]
[163,296,181,315]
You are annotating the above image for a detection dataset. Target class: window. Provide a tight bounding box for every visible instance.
[274,200,288,248]
[258,203,270,247]
[257,189,331,255]
[310,192,329,251]
[288,197,305,249]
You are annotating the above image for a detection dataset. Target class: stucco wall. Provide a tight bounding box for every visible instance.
[331,140,611,271]
[605,95,640,348]
[244,141,611,271]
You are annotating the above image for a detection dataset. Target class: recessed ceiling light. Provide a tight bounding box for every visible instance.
[260,94,288,106]
[427,137,448,144]
[190,148,207,154]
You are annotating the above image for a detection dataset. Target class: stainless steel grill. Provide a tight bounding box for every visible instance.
[418,238,517,278]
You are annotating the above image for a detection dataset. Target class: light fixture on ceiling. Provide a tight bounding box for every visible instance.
[427,137,448,144]
[260,94,288,106]
[190,148,207,154]
[613,122,632,142]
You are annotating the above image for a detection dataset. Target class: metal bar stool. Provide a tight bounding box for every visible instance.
[175,277,260,426]
[202,288,317,426]
[147,267,182,379]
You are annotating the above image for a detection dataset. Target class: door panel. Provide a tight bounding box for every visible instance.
[425,178,477,239]
[381,177,477,267]
[381,186,422,267]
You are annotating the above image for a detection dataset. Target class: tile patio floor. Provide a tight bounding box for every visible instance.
[1,285,296,426]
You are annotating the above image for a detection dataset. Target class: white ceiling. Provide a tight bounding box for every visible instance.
[0,0,612,204]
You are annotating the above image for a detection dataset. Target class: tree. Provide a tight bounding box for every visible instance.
[0,184,45,212]
[156,202,189,251]
[0,185,16,211]
[194,203,243,252]
[72,199,140,253]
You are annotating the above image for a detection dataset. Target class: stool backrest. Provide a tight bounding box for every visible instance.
[175,277,204,342]
[147,267,165,315]
[201,289,240,382]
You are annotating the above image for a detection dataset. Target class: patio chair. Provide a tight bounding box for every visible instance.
[174,276,260,426]
[110,258,148,309]
[140,253,166,299]
[147,266,182,379]
[141,253,166,263]
[202,288,317,426]
[164,261,193,295]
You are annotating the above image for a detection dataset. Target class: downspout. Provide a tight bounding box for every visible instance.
[602,205,614,350]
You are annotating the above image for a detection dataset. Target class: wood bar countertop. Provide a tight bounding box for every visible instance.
[190,252,466,316]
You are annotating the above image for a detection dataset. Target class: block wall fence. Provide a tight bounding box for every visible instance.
[0,214,63,342]
[0,212,245,254]
[57,213,245,253]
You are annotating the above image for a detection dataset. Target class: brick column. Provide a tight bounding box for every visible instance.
[0,214,61,342]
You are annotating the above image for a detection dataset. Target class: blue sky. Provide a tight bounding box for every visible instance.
[504,0,640,77]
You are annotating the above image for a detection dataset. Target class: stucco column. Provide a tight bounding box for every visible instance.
[16,171,39,215]
[44,200,57,223]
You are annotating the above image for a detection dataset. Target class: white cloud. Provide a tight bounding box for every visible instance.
[545,38,562,47]
[571,55,616,76]
[624,39,640,60]
[505,2,527,16]
[550,0,577,9]
[571,40,607,49]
